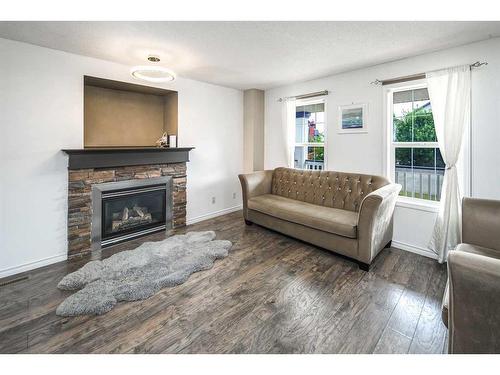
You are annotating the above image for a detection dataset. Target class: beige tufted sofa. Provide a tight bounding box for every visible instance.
[238,167,401,270]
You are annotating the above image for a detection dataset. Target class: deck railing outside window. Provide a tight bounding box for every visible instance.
[395,167,444,201]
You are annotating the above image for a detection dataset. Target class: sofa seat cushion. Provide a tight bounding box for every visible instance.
[248,194,358,238]
[441,243,500,328]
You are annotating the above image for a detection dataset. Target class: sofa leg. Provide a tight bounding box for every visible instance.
[244,219,253,226]
[358,261,371,272]
[384,240,392,249]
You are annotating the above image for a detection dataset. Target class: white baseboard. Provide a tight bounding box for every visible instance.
[187,205,242,225]
[0,253,67,279]
[392,240,438,260]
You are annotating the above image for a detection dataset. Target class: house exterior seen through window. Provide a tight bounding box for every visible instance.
[294,100,325,170]
[390,85,444,201]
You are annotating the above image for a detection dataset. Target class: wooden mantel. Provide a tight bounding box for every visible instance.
[62,147,194,170]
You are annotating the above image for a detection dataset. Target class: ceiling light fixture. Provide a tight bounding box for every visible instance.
[131,55,176,83]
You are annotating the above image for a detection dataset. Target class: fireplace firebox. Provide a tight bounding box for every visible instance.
[91,177,172,249]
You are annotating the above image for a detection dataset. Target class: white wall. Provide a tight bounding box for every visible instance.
[0,38,243,277]
[265,37,500,258]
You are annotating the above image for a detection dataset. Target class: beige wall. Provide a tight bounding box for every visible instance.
[163,92,178,136]
[243,89,265,172]
[84,86,178,147]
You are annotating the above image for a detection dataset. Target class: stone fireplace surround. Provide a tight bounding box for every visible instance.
[67,162,187,258]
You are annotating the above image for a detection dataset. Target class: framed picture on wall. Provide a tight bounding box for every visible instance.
[338,103,368,133]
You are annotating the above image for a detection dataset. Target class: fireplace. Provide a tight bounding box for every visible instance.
[63,148,192,258]
[91,177,173,249]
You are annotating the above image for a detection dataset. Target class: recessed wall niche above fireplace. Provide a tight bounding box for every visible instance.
[83,76,178,147]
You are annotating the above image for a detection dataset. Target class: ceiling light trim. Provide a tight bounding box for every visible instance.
[130,65,176,83]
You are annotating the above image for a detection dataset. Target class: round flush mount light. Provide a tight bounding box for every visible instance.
[131,55,176,83]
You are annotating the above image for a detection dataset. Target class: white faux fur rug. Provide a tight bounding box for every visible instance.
[56,231,232,316]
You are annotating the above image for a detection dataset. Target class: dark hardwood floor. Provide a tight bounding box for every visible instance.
[0,211,448,354]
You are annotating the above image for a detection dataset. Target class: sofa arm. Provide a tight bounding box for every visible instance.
[462,197,500,252]
[238,170,274,219]
[448,250,500,353]
[357,183,401,264]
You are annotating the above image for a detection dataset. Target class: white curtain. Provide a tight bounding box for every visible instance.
[427,65,471,263]
[281,98,296,168]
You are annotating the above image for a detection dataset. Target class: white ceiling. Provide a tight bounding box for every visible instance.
[1,21,500,90]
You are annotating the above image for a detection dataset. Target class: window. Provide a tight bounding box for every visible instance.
[294,99,326,170]
[388,84,444,201]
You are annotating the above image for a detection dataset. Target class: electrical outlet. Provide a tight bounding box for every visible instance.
[211,196,216,204]
[232,192,236,199]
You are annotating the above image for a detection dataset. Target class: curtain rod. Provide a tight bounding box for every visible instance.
[277,90,329,102]
[370,61,488,86]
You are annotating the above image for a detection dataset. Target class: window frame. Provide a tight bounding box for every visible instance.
[294,97,327,170]
[389,82,441,204]
[383,79,471,210]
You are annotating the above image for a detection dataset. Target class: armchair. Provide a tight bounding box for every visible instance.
[444,197,500,353]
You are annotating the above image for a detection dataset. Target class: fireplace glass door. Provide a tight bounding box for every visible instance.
[101,184,167,243]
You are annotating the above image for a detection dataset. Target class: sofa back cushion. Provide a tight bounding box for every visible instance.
[271,167,389,212]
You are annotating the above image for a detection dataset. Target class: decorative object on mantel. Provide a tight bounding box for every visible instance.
[169,134,177,148]
[156,133,178,148]
[56,231,232,316]
[338,103,368,134]
[156,132,169,147]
